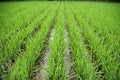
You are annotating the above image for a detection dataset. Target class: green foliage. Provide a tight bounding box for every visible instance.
[1,0,120,2]
[69,2,120,79]
[47,3,67,79]
[0,1,120,80]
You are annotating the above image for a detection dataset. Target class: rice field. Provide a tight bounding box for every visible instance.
[0,1,120,80]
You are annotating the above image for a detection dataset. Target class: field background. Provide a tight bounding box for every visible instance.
[0,0,120,80]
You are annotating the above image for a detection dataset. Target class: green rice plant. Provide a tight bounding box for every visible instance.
[0,3,55,78]
[47,3,67,80]
[77,3,120,58]
[8,4,58,80]
[71,1,120,59]
[0,2,27,17]
[65,3,98,80]
[0,1,120,80]
[71,4,120,79]
[0,2,54,64]
[0,2,49,46]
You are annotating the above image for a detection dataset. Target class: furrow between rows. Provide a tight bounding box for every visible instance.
[64,4,75,80]
[31,3,60,80]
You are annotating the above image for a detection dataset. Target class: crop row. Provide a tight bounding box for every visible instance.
[0,2,58,79]
[69,2,120,80]
[0,2,120,80]
[8,2,59,80]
